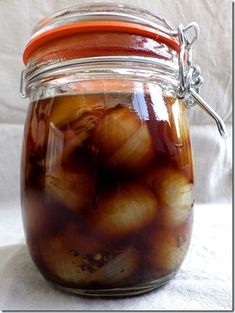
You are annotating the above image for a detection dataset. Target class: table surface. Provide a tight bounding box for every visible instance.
[0,203,232,311]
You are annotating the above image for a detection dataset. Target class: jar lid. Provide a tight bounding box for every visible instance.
[23,3,180,65]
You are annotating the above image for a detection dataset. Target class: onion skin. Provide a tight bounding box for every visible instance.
[45,168,94,213]
[164,97,189,145]
[164,97,194,181]
[93,182,158,237]
[147,223,192,273]
[47,95,105,165]
[146,167,194,228]
[61,110,99,161]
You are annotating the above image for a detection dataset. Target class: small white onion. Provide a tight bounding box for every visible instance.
[45,169,94,213]
[106,122,155,171]
[93,106,140,157]
[47,95,105,166]
[40,225,139,287]
[148,225,191,273]
[93,183,158,237]
[146,167,194,228]
[40,240,93,286]
[50,94,105,126]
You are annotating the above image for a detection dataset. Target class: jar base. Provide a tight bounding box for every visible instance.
[51,272,176,297]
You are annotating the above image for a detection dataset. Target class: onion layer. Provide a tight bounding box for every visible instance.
[164,97,193,181]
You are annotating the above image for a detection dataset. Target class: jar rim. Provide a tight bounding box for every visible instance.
[23,3,180,65]
[32,2,174,35]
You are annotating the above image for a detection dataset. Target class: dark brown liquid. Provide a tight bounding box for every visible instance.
[21,91,194,290]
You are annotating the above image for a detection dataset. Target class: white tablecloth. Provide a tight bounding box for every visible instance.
[0,203,232,311]
[0,0,232,310]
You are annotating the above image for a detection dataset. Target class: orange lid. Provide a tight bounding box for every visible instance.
[23,20,180,65]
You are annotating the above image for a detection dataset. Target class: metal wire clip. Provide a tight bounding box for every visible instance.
[176,23,227,138]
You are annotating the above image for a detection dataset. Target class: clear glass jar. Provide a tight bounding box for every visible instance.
[21,3,195,297]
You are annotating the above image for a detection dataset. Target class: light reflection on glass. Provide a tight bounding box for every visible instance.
[148,84,169,123]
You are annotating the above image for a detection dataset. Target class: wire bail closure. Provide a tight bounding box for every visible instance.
[176,23,227,138]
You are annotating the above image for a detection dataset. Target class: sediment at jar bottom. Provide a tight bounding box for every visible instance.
[22,92,194,290]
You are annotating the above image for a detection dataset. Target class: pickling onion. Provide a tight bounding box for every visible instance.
[39,226,102,286]
[93,106,155,171]
[106,122,155,171]
[148,225,191,273]
[40,224,139,287]
[93,106,140,157]
[93,182,158,237]
[50,94,105,126]
[146,167,194,228]
[45,168,94,213]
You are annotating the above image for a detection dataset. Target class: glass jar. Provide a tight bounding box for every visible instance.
[20,3,205,297]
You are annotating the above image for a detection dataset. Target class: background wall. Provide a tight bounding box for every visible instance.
[0,0,232,236]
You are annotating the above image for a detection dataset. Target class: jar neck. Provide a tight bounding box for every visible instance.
[23,56,179,101]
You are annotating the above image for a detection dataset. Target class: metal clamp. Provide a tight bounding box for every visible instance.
[176,23,227,138]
